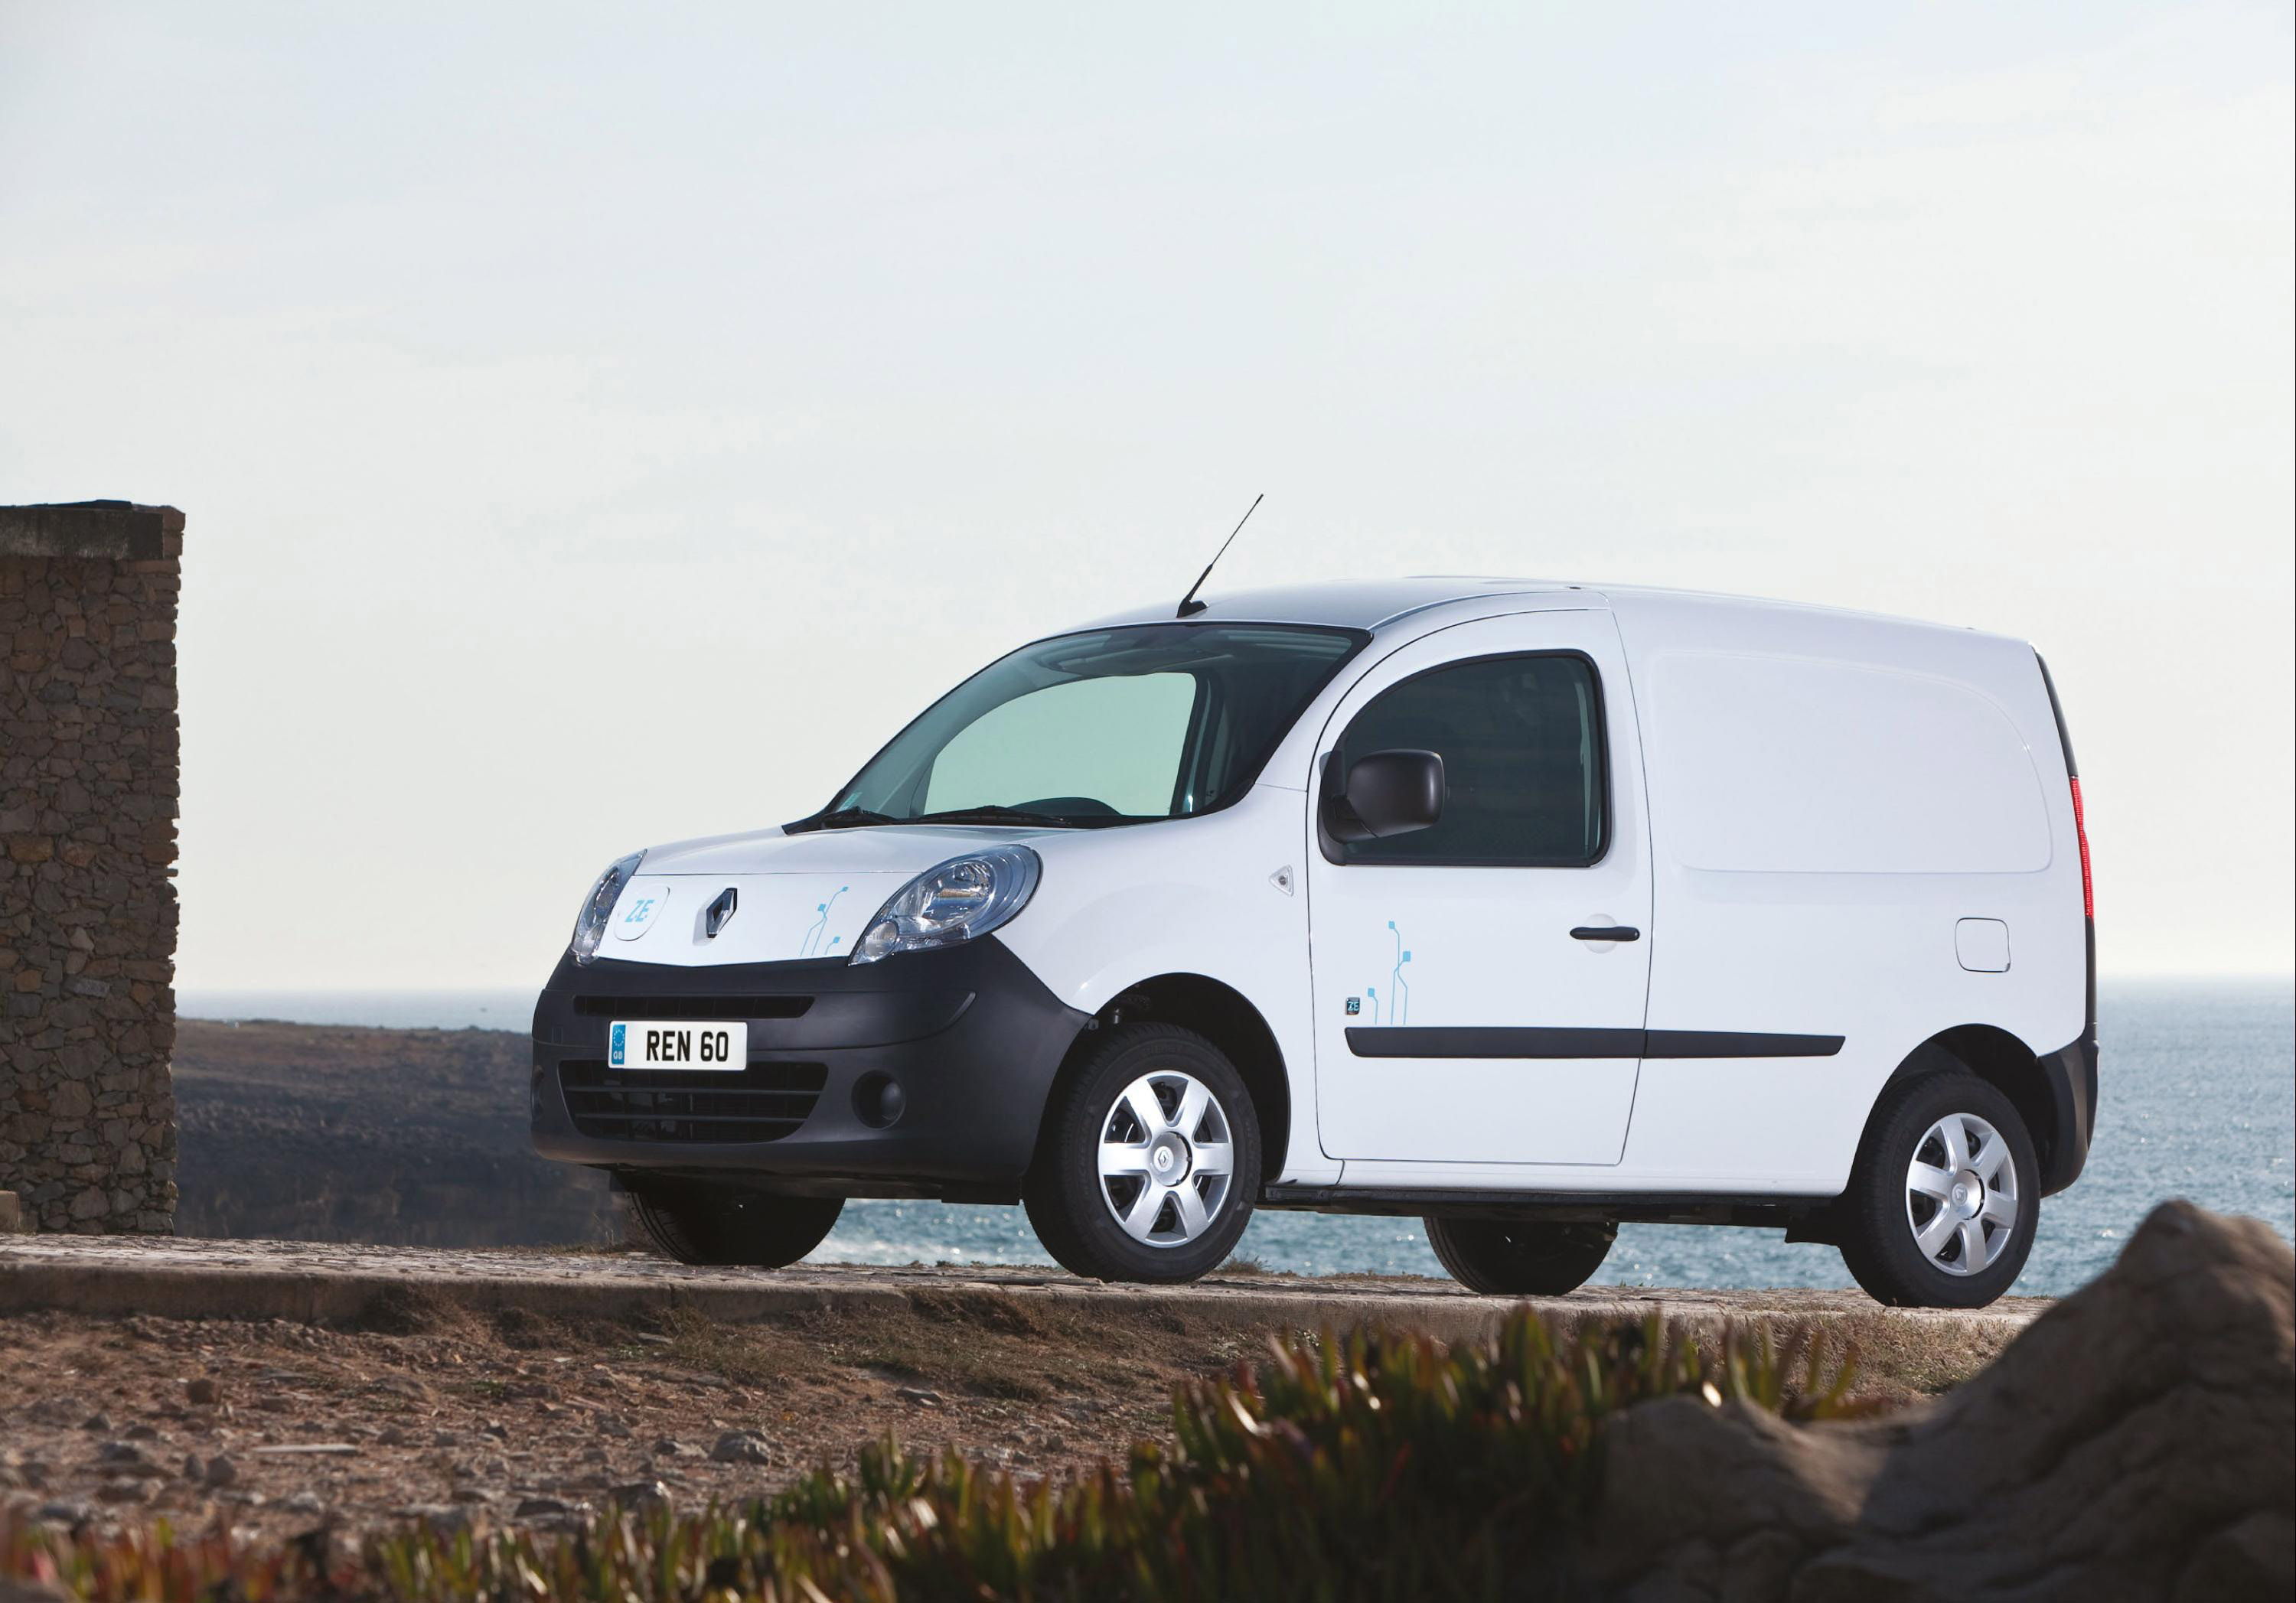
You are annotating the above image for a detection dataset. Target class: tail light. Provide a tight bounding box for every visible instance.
[2067,774,2094,918]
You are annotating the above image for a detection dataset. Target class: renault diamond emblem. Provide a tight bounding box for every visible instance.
[705,886,739,939]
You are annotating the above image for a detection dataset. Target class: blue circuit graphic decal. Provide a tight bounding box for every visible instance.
[799,885,850,956]
[1388,921,1412,1024]
[1358,921,1414,1024]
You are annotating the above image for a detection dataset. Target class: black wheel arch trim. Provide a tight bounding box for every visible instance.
[1874,1024,2095,1198]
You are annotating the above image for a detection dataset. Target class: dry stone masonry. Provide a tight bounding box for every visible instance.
[0,500,181,1233]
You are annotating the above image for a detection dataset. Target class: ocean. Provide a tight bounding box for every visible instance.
[179,979,2293,1298]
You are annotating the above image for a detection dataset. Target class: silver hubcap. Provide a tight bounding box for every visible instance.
[1097,1070,1234,1247]
[1905,1112,2018,1276]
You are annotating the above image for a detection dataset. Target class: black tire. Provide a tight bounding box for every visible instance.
[1025,1024,1262,1284]
[625,1178,843,1268]
[1838,1070,2038,1308]
[1424,1215,1616,1296]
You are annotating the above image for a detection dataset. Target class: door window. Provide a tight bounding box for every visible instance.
[1332,652,1606,865]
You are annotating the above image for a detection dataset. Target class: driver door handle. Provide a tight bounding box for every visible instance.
[1570,925,1641,943]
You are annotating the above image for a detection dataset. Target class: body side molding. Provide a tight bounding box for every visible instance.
[1343,1026,1844,1059]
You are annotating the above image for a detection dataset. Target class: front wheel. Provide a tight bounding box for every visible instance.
[1424,1216,1616,1295]
[1025,1024,1262,1283]
[1837,1070,2038,1308]
[624,1178,843,1268]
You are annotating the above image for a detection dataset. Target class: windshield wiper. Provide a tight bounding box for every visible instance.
[910,805,1097,829]
[794,805,900,831]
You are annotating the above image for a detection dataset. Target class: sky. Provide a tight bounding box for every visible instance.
[2,1,2289,990]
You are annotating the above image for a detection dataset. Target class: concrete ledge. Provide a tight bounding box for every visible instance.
[0,500,184,560]
[0,1235,2042,1349]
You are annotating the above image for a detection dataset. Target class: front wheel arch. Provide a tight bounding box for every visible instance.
[1029,973,1287,1187]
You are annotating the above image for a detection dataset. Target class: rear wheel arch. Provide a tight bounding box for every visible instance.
[1030,973,1288,1184]
[1875,1025,2061,1183]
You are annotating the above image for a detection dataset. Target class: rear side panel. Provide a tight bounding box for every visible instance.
[1613,593,2089,1196]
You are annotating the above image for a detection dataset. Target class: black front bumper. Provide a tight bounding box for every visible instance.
[530,937,1091,1201]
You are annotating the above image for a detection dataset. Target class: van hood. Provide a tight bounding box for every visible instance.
[596,823,1065,968]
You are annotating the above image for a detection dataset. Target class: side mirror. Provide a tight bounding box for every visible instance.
[1322,748,1445,844]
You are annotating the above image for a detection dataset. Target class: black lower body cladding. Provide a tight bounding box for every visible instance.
[2036,1029,2099,1195]
[530,937,1091,1200]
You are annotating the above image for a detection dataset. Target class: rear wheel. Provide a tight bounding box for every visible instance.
[624,1178,843,1268]
[1424,1216,1616,1296]
[1838,1070,2037,1308]
[1025,1024,1261,1283]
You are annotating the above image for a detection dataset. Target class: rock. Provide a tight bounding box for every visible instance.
[377,1425,409,1446]
[283,1490,325,1515]
[709,1431,771,1465]
[185,1377,220,1406]
[122,1423,159,1442]
[32,1500,93,1526]
[594,1412,634,1438]
[514,1496,573,1520]
[181,1455,204,1481]
[610,1479,671,1508]
[1585,1201,2296,1601]
[96,1442,163,1478]
[203,1455,238,1487]
[395,1504,472,1536]
[78,1412,109,1432]
[895,1387,944,1408]
[95,1481,149,1505]
[650,1437,691,1458]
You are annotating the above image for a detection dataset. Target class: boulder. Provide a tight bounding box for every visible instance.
[1588,1201,2295,1601]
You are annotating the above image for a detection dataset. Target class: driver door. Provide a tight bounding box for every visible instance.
[1308,609,1652,1168]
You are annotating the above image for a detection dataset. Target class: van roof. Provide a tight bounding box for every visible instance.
[1080,578,1993,640]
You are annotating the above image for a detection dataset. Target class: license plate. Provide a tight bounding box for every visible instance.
[608,1021,747,1070]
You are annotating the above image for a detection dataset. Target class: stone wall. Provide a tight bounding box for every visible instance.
[0,500,182,1233]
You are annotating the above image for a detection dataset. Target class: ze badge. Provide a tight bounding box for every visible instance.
[1345,997,1362,1016]
[612,886,668,941]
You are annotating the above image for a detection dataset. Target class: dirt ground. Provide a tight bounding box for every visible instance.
[0,1261,2035,1545]
[0,1285,1314,1542]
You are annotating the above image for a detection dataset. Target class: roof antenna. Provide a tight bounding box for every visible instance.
[1176,493,1262,618]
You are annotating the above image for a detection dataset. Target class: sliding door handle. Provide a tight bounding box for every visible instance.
[1570,925,1640,943]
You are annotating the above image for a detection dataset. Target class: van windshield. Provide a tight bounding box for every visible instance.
[803,624,1367,829]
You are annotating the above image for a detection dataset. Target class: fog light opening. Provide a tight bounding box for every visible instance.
[853,1072,906,1129]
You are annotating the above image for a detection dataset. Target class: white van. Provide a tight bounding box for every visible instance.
[532,578,2096,1308]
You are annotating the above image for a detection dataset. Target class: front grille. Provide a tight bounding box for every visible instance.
[559,1060,827,1143]
[572,995,814,1021]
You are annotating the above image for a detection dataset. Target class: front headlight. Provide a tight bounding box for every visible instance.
[569,852,644,966]
[851,845,1042,965]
